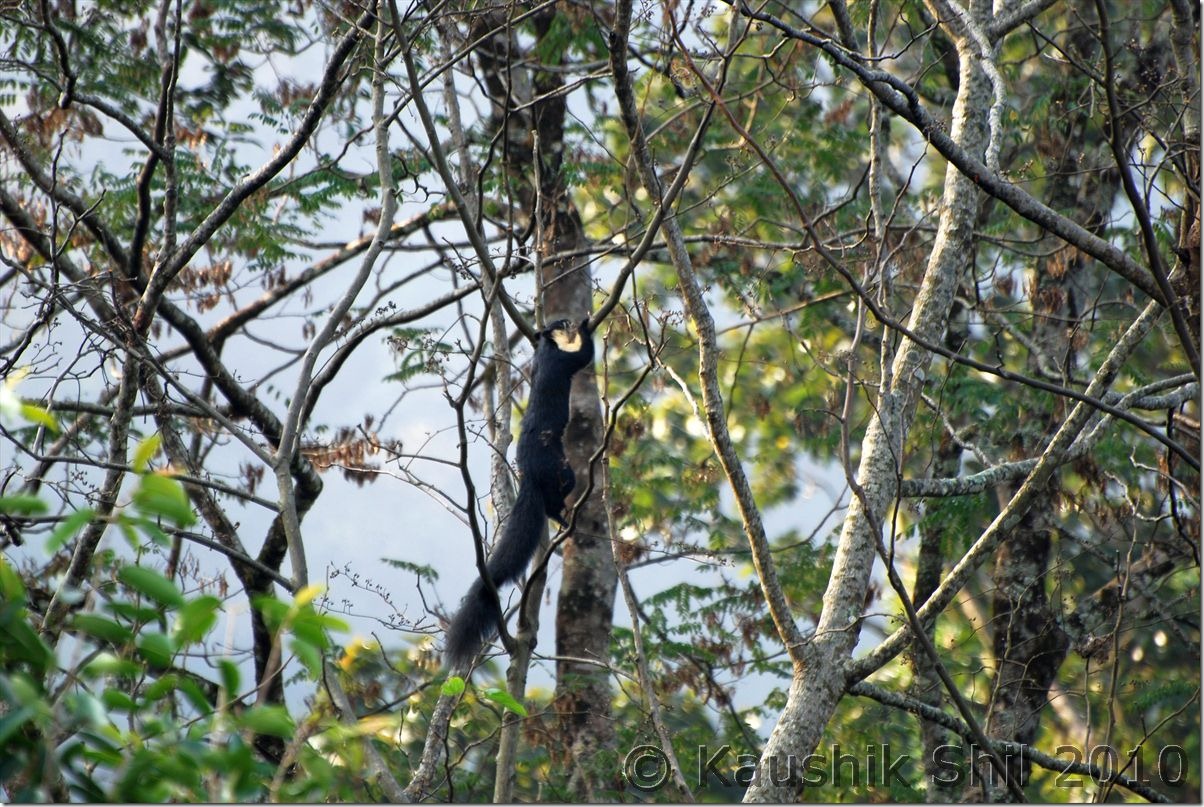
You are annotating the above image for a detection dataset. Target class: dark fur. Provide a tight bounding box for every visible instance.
[444,318,594,668]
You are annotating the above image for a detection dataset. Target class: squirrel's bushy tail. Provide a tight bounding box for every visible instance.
[444,480,546,668]
[444,577,494,669]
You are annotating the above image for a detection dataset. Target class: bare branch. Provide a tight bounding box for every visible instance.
[133,6,375,332]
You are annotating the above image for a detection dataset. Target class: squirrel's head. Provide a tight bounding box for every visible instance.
[540,318,590,354]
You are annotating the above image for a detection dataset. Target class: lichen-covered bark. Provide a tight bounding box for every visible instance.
[743,3,992,799]
[1170,0,1201,330]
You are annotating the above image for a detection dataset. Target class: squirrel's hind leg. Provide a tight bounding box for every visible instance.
[541,460,576,524]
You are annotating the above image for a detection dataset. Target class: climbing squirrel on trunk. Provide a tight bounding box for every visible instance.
[444,317,594,668]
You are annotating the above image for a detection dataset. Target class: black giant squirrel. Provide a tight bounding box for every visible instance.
[444,317,595,668]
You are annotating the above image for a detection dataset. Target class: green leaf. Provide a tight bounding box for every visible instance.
[82,652,141,678]
[64,691,108,728]
[482,687,528,717]
[218,659,241,697]
[136,632,175,668]
[116,517,141,550]
[173,595,221,646]
[19,403,60,433]
[118,565,185,609]
[289,637,323,679]
[177,677,213,713]
[77,732,123,769]
[1131,680,1196,711]
[314,613,349,633]
[380,558,438,581]
[132,433,162,472]
[127,515,173,548]
[253,595,289,630]
[101,689,136,712]
[532,11,571,66]
[290,615,330,651]
[5,672,42,705]
[441,676,466,696]
[240,705,294,737]
[105,601,161,624]
[132,473,196,527]
[0,609,54,672]
[47,508,97,551]
[70,613,133,645]
[0,555,26,604]
[0,494,48,515]
[143,673,179,701]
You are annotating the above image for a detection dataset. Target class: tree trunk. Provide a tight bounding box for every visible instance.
[971,17,1129,795]
[524,15,619,797]
[470,5,619,796]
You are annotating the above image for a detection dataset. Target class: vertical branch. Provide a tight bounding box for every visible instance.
[403,687,460,800]
[323,660,409,802]
[160,0,182,258]
[492,137,533,803]
[835,432,1027,800]
[608,0,808,665]
[931,0,1005,172]
[428,11,530,798]
[127,0,178,281]
[695,0,994,796]
[863,0,892,450]
[273,10,398,588]
[492,533,545,802]
[391,1,535,342]
[295,19,411,803]
[867,3,955,796]
[432,5,519,543]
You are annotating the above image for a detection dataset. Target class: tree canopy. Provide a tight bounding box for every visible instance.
[1,0,1198,802]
